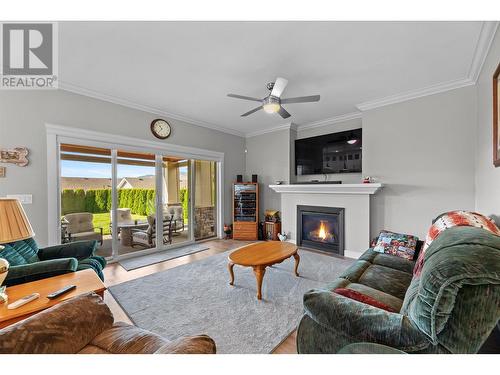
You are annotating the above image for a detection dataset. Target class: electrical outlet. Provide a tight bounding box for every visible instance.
[6,194,32,204]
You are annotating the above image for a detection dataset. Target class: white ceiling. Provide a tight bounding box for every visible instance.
[59,21,493,137]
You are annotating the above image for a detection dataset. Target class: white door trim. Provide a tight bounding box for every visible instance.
[111,149,118,257]
[46,123,225,161]
[46,123,225,248]
[46,132,60,246]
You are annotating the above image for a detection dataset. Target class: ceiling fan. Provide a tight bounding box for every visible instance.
[227,77,320,119]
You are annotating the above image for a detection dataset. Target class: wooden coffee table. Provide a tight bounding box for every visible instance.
[228,241,300,300]
[0,269,106,329]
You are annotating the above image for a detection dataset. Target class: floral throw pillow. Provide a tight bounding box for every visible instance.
[413,211,500,276]
[373,230,418,261]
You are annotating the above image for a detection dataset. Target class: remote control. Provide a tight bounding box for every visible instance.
[47,285,76,299]
[7,293,40,309]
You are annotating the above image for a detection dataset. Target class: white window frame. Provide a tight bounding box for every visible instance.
[46,123,224,260]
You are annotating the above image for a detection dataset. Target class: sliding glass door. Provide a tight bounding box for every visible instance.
[115,150,156,256]
[160,156,191,245]
[59,144,114,258]
[58,141,216,260]
[193,160,217,240]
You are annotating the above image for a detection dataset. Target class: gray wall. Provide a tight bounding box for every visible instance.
[245,89,478,239]
[245,129,291,220]
[363,86,477,238]
[2,54,492,247]
[475,29,500,221]
[0,89,246,246]
[296,117,363,184]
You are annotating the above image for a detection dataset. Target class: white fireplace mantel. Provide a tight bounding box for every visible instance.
[269,183,383,195]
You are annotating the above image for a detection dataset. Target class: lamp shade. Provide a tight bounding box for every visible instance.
[0,198,34,244]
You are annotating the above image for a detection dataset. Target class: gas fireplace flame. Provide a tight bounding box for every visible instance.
[318,221,327,240]
[308,219,336,244]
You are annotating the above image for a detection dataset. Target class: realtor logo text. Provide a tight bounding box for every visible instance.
[1,22,58,89]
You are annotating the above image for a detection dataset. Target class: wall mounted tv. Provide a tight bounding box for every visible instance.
[295,128,362,175]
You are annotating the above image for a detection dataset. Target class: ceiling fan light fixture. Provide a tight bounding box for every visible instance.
[263,102,281,113]
[347,139,357,145]
[262,96,281,114]
[228,77,320,118]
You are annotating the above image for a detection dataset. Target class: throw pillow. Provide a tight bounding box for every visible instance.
[373,230,418,261]
[413,211,500,276]
[333,288,398,313]
[370,230,390,247]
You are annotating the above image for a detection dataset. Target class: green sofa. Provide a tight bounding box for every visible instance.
[297,226,500,354]
[0,237,106,287]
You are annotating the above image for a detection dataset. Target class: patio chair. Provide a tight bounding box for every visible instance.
[62,212,103,246]
[131,214,173,248]
[109,208,135,235]
[164,205,184,234]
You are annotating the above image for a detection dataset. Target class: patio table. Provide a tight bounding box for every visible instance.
[117,222,148,247]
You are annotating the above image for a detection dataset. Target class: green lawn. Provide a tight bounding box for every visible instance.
[92,212,147,235]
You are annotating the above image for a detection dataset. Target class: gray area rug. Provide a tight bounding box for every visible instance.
[118,243,209,271]
[109,249,354,353]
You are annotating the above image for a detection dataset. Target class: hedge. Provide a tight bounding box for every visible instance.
[61,188,155,216]
[61,189,86,215]
[179,188,188,222]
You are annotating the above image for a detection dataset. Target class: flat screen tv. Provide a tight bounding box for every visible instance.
[295,128,362,175]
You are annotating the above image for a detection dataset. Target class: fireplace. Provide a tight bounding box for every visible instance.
[297,205,345,255]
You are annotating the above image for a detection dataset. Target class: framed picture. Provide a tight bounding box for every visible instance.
[0,147,29,167]
[494,62,500,167]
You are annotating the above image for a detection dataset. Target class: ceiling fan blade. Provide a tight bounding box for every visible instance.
[271,77,288,98]
[241,106,263,117]
[280,95,320,104]
[227,94,262,102]
[278,106,291,119]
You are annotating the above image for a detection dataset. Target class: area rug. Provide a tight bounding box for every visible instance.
[109,249,354,353]
[118,243,209,271]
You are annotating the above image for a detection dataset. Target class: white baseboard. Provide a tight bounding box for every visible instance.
[344,250,363,260]
[292,240,362,260]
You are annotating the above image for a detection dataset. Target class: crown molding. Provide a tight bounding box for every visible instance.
[58,81,246,138]
[245,122,295,138]
[468,21,499,83]
[59,21,499,137]
[356,21,498,112]
[356,77,475,112]
[296,112,362,131]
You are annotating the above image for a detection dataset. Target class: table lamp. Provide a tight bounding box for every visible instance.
[0,198,35,301]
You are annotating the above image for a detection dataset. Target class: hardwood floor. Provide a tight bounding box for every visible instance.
[102,239,298,354]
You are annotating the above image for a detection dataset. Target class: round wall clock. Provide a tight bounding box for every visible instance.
[150,119,172,139]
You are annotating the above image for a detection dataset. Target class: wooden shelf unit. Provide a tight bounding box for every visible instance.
[233,182,259,240]
[264,221,281,241]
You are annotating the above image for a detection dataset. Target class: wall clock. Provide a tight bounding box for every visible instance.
[150,119,171,139]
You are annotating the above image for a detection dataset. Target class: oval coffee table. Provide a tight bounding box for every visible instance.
[228,241,300,300]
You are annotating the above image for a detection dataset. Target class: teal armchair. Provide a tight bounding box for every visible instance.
[0,237,106,287]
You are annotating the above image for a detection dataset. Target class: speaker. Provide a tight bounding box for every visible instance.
[236,174,243,182]
[252,174,258,183]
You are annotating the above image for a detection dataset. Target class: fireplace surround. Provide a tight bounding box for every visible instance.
[269,183,382,258]
[297,205,345,255]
